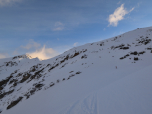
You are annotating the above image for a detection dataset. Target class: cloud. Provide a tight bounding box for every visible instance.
[52,22,64,31]
[129,7,134,12]
[0,53,7,59]
[117,1,121,4]
[15,39,59,60]
[53,27,64,31]
[21,39,41,50]
[27,45,59,60]
[108,4,134,27]
[0,0,21,6]
[73,42,78,47]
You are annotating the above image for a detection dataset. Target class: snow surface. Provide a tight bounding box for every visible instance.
[0,27,152,114]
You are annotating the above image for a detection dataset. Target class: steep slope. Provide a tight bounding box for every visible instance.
[0,27,152,114]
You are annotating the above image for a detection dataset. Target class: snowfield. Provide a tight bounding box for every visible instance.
[0,27,152,114]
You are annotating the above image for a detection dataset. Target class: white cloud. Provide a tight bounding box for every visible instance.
[117,1,121,4]
[21,39,41,50]
[136,2,142,8]
[15,40,59,60]
[129,7,134,12]
[27,45,59,60]
[52,22,64,31]
[0,0,21,6]
[0,53,7,59]
[53,27,64,31]
[108,4,134,27]
[73,42,78,47]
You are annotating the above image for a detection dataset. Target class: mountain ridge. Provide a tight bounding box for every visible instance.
[0,26,152,114]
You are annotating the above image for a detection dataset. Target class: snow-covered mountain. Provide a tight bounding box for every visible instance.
[0,27,152,114]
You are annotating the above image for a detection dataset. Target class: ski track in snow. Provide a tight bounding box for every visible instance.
[58,92,98,114]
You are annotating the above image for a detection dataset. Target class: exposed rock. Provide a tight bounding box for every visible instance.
[120,57,124,60]
[35,83,44,88]
[130,51,138,55]
[57,80,60,83]
[76,71,81,74]
[50,82,55,87]
[134,57,138,61]
[81,54,87,59]
[0,75,13,87]
[0,89,14,99]
[7,97,23,110]
[30,88,36,95]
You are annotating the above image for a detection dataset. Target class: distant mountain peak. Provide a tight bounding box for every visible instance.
[12,54,32,60]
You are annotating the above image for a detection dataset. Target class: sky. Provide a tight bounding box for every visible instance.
[0,0,152,60]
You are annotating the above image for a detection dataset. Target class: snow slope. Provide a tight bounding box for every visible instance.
[0,27,152,114]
